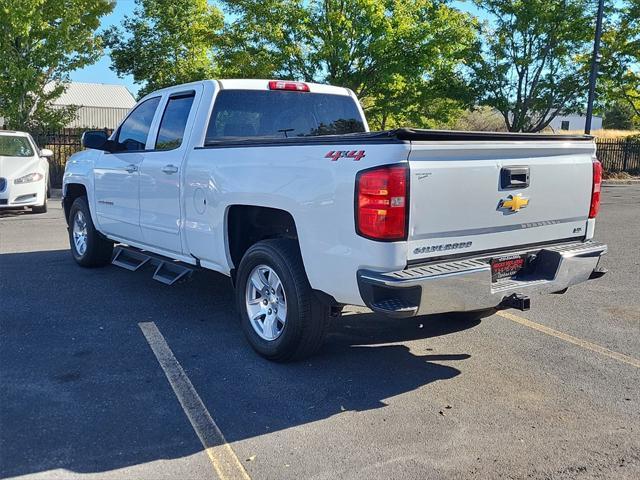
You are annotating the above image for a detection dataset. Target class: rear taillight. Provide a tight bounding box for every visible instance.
[589,159,602,218]
[356,164,408,241]
[268,80,310,92]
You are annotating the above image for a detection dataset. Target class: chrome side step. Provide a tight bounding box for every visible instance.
[111,247,150,271]
[152,261,192,285]
[111,245,194,286]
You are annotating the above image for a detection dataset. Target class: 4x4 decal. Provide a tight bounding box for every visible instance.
[325,150,366,161]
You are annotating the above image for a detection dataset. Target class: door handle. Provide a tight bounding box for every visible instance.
[125,164,138,173]
[162,164,179,174]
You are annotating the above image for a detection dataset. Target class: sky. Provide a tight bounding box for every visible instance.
[69,1,136,92]
[66,1,488,97]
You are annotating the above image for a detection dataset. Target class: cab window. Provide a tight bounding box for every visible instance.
[155,92,195,151]
[115,97,161,151]
[205,90,365,142]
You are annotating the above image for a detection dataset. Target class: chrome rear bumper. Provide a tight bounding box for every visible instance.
[357,241,607,318]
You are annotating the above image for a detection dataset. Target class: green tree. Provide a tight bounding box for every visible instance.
[602,102,637,130]
[599,0,640,121]
[453,106,508,131]
[470,0,594,132]
[105,0,224,97]
[0,0,113,130]
[220,0,478,129]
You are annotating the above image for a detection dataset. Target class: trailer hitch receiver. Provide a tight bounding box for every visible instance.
[500,293,531,311]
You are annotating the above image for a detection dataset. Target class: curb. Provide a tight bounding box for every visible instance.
[603,179,640,185]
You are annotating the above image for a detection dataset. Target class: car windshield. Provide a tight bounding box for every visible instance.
[205,90,366,142]
[0,136,34,157]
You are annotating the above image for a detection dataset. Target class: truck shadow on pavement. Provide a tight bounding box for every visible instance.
[0,249,477,478]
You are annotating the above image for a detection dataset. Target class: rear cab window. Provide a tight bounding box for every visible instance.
[155,92,196,151]
[205,90,366,142]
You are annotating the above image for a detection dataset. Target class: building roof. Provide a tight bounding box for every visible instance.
[49,82,136,109]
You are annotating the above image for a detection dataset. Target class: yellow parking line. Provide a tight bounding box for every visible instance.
[139,322,252,480]
[497,311,640,369]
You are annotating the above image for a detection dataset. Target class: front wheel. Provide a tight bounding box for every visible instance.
[31,178,49,213]
[235,239,331,362]
[68,196,113,267]
[31,197,47,214]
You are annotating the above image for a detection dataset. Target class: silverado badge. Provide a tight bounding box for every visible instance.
[499,194,529,212]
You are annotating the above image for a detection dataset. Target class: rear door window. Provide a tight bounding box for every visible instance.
[115,97,161,151]
[155,92,196,150]
[205,90,365,142]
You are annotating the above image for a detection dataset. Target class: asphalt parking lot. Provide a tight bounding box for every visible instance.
[1,184,639,480]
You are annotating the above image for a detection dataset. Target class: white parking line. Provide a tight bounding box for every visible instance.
[497,311,640,368]
[139,322,252,480]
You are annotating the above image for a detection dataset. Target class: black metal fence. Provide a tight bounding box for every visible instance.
[31,128,111,187]
[596,138,640,174]
[25,129,640,188]
[32,129,82,188]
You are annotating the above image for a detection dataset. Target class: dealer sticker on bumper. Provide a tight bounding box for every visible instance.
[491,254,527,282]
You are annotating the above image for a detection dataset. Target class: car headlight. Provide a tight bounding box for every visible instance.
[14,172,44,184]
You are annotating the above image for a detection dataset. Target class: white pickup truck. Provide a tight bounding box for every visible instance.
[63,79,607,361]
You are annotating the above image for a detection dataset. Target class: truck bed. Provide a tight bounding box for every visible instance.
[201,128,593,148]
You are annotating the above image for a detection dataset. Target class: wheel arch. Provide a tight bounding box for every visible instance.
[225,205,340,310]
[63,183,88,223]
[226,205,299,279]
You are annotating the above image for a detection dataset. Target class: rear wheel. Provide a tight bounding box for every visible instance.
[68,196,113,267]
[235,239,331,361]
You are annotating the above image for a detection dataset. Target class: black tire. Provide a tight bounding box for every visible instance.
[68,196,113,267]
[235,239,331,362]
[31,197,47,214]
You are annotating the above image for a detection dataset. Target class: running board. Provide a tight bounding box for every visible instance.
[152,261,192,285]
[111,245,194,286]
[111,247,149,271]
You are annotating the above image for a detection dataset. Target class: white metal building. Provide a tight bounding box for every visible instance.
[548,114,603,132]
[49,82,136,129]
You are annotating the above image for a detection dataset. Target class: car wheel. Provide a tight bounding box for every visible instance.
[235,239,331,362]
[31,197,47,214]
[68,196,113,267]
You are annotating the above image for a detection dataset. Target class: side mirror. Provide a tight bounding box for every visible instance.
[82,130,110,151]
[40,148,53,158]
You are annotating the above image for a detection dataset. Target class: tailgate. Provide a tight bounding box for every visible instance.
[407,140,595,262]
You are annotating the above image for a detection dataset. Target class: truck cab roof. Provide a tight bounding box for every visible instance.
[142,79,354,99]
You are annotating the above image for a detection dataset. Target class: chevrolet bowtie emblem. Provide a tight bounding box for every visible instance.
[500,194,529,212]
